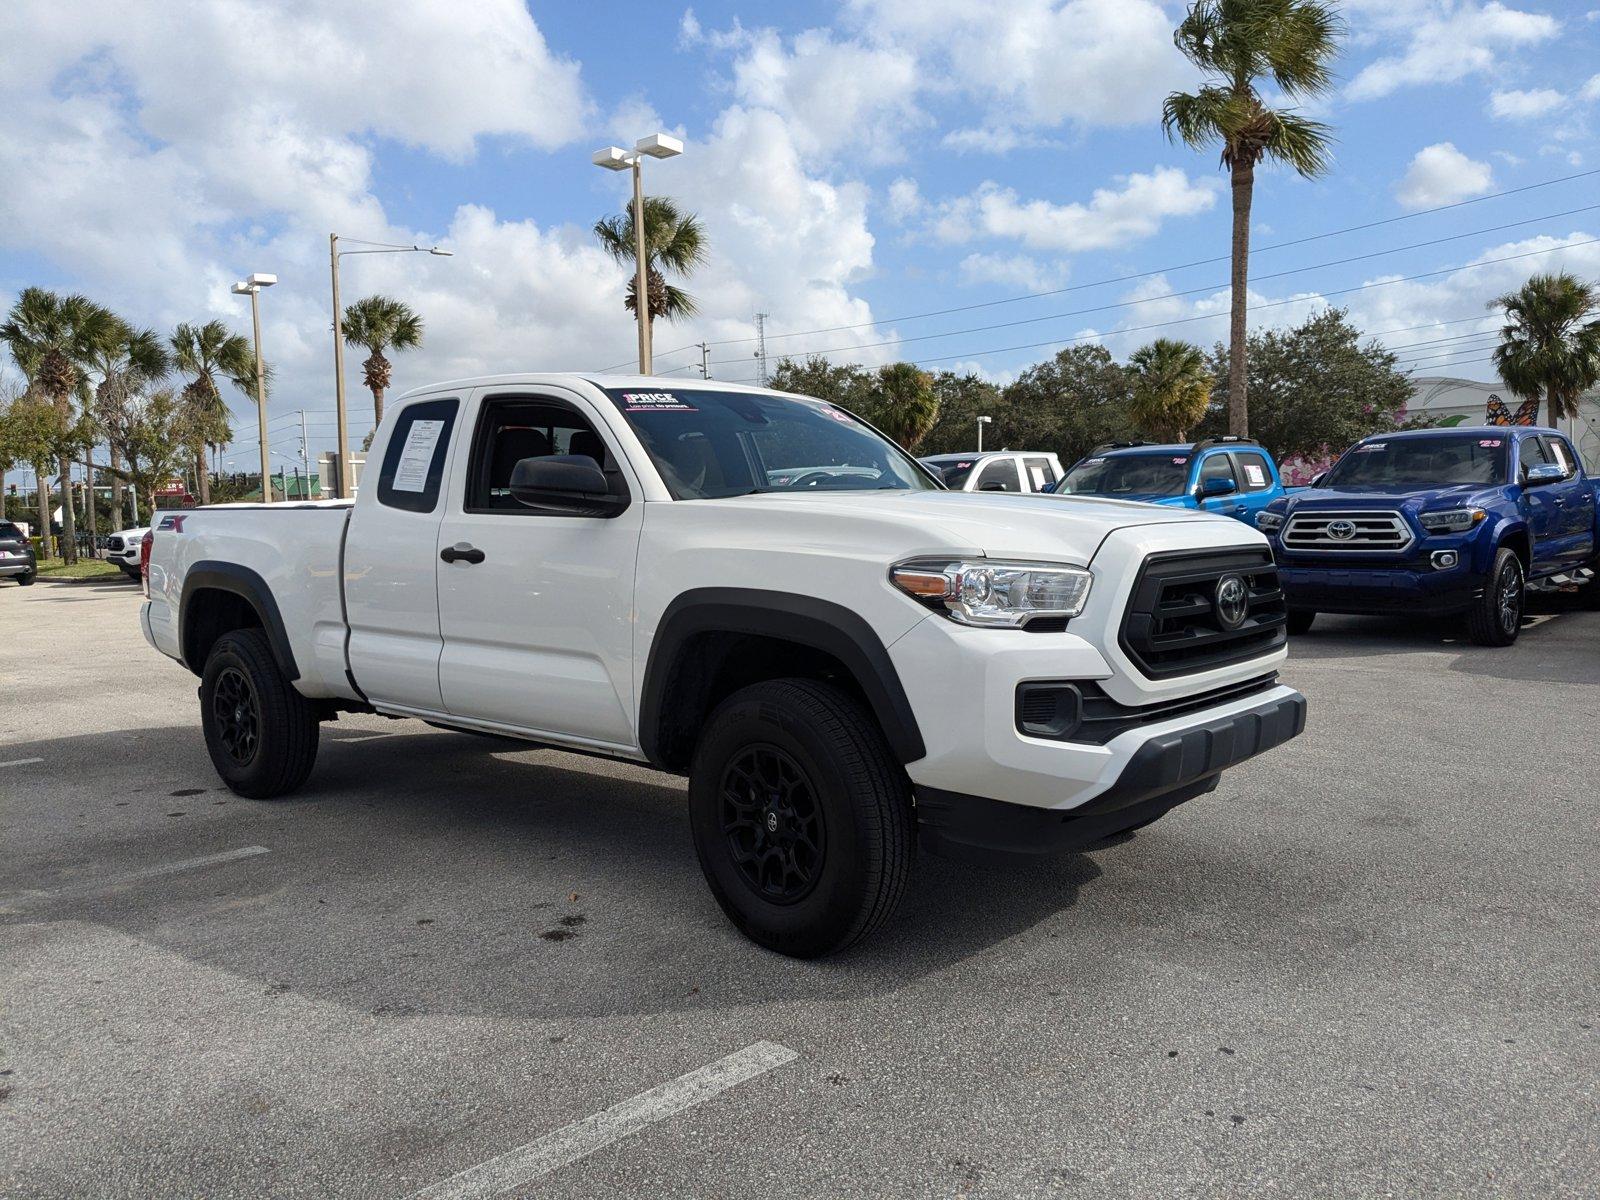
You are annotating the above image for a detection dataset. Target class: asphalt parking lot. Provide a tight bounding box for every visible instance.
[2,577,1596,1198]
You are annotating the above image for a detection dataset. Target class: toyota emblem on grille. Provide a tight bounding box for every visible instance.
[1214,574,1250,630]
[1326,518,1357,540]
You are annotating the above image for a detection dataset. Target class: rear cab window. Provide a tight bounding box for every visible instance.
[377,397,460,513]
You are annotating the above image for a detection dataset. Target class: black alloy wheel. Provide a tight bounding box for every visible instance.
[720,744,827,904]
[211,665,260,766]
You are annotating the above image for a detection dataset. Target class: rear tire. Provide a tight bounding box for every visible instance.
[15,571,34,586]
[1465,548,1524,646]
[200,628,319,798]
[688,679,914,959]
[1286,610,1315,636]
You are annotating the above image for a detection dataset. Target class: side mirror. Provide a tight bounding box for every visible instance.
[1310,472,1326,487]
[979,481,1009,492]
[1200,475,1238,497]
[1524,462,1565,487]
[509,455,628,517]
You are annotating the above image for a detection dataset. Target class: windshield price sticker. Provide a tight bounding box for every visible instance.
[1173,457,1188,464]
[1480,439,1502,447]
[1085,457,1105,465]
[391,419,444,493]
[621,391,697,412]
[1356,442,1386,453]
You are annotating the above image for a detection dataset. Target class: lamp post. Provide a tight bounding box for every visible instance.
[328,237,453,499]
[592,133,685,374]
[976,414,993,453]
[231,273,277,504]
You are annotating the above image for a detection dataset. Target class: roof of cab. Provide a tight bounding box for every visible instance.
[1358,425,1557,440]
[395,373,796,401]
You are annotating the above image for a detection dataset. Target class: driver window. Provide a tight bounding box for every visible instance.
[1544,436,1576,478]
[1198,454,1235,490]
[1517,436,1549,481]
[467,398,618,512]
[974,458,1021,492]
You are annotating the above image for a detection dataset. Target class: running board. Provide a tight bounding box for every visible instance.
[1529,567,1596,592]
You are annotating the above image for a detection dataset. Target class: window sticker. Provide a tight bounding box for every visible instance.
[620,391,697,412]
[1479,438,1503,448]
[1356,442,1386,452]
[1173,457,1189,465]
[955,461,973,468]
[391,419,444,493]
[1243,463,1266,486]
[1085,457,1105,465]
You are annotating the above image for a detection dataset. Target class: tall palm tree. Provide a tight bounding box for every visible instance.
[171,321,253,506]
[342,295,424,429]
[869,363,941,451]
[1,288,119,561]
[1128,339,1214,441]
[1490,273,1600,428]
[1163,0,1342,437]
[94,324,171,524]
[592,196,708,331]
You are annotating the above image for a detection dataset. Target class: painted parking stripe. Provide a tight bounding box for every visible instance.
[0,757,44,768]
[4,845,270,906]
[407,1040,800,1200]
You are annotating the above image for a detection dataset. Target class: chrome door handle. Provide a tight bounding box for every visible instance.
[440,543,486,565]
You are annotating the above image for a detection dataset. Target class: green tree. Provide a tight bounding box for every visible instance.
[1128,338,1214,441]
[93,323,171,527]
[98,388,192,519]
[1197,308,1413,459]
[1489,272,1600,428]
[170,321,254,506]
[0,388,61,541]
[1163,0,1342,437]
[768,355,875,410]
[998,344,1138,465]
[920,372,1006,455]
[865,363,940,451]
[0,288,120,560]
[592,196,708,330]
[342,294,424,429]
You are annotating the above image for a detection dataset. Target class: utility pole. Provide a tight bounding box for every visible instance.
[298,409,311,494]
[698,342,710,379]
[754,312,770,386]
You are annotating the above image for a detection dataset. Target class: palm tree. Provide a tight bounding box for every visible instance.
[1490,273,1600,428]
[869,363,941,451]
[1,288,119,561]
[592,196,708,331]
[1163,0,1342,437]
[1128,339,1214,441]
[342,295,424,430]
[93,323,170,527]
[171,321,254,506]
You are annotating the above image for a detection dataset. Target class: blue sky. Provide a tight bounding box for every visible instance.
[3,0,1599,488]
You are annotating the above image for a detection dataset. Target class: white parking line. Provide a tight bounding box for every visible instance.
[407,1040,800,1200]
[0,757,44,768]
[4,845,271,906]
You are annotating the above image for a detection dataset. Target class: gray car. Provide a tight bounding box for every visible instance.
[0,520,37,585]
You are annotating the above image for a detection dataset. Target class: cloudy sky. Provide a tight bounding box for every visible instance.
[2,0,1599,482]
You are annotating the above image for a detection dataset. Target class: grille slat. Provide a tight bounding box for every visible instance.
[1119,547,1287,679]
[1282,510,1413,552]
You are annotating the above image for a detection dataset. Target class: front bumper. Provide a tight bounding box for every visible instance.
[916,690,1306,858]
[1275,562,1484,615]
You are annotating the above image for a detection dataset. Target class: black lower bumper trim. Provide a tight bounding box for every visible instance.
[916,690,1307,860]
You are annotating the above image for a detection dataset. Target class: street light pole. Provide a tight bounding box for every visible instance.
[593,133,684,375]
[326,236,453,498]
[976,414,993,453]
[232,273,277,504]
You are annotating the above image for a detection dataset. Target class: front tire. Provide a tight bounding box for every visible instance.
[1286,610,1316,636]
[200,628,319,797]
[1465,548,1524,646]
[688,679,914,958]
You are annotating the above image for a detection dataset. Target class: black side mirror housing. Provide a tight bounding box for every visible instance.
[509,455,629,517]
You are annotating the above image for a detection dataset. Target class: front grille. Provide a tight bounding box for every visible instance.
[1015,674,1279,744]
[1282,510,1413,552]
[1120,547,1287,678]
[107,536,125,553]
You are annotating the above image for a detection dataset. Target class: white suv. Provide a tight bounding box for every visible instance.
[144,375,1304,957]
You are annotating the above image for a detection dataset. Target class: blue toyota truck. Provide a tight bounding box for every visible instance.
[1257,426,1600,645]
[1049,437,1287,527]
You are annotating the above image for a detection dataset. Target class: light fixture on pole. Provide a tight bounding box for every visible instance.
[592,132,684,375]
[328,236,453,499]
[231,273,277,503]
[976,414,993,453]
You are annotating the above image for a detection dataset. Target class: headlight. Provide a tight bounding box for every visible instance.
[1418,508,1487,533]
[1256,510,1285,532]
[890,559,1092,627]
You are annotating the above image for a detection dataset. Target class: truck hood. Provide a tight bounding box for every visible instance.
[704,489,1247,564]
[1284,483,1501,513]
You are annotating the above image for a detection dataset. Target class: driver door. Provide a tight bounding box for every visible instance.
[434,388,645,748]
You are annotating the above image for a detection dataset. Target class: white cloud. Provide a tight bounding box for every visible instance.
[1581,74,1600,102]
[957,253,1067,293]
[1394,143,1494,210]
[926,168,1216,252]
[1488,88,1566,119]
[1347,2,1560,100]
[886,178,924,223]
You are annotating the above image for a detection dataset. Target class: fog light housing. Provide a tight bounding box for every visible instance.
[1431,550,1459,570]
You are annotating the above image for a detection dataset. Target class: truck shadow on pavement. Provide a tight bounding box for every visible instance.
[7,724,1105,1021]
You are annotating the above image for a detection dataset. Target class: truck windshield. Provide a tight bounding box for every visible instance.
[604,387,940,499]
[1056,455,1189,497]
[922,458,976,488]
[1323,435,1508,487]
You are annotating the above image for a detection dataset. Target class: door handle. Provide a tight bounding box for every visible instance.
[440,543,485,565]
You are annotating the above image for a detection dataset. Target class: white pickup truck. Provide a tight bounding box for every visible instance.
[143,374,1305,956]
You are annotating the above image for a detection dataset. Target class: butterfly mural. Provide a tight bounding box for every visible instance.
[1485,395,1540,426]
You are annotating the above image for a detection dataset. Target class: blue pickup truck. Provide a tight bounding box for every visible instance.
[1257,426,1600,645]
[1049,437,1286,527]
